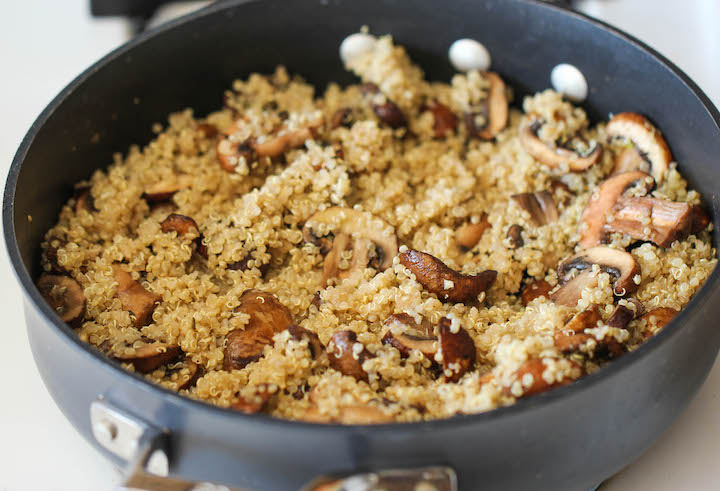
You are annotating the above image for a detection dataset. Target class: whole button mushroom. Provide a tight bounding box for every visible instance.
[224,290,293,370]
[399,249,497,303]
[339,32,376,66]
[550,63,588,103]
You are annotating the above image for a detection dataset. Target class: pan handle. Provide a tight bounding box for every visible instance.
[90,399,457,491]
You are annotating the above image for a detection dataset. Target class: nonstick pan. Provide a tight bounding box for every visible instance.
[5,0,720,489]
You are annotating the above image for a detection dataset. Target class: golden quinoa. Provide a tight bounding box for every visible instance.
[38,36,716,423]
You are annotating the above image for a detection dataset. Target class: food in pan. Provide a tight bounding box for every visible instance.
[38,36,715,423]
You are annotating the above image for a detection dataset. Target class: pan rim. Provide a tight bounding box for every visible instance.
[4,0,720,433]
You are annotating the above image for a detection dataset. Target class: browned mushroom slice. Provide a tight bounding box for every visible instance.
[690,205,711,235]
[428,101,459,138]
[114,343,182,374]
[606,112,672,184]
[519,117,602,171]
[504,358,583,398]
[511,191,559,227]
[381,313,437,359]
[143,174,194,202]
[224,290,293,370]
[252,119,323,158]
[303,207,399,285]
[170,360,201,390]
[521,279,553,306]
[111,265,161,328]
[464,72,508,140]
[639,307,678,340]
[578,170,654,248]
[37,274,85,326]
[554,306,623,360]
[399,250,497,303]
[361,83,406,129]
[551,247,641,307]
[612,147,648,176]
[606,303,637,330]
[328,330,373,382]
[605,196,693,248]
[286,325,325,359]
[160,213,200,236]
[506,224,524,249]
[438,317,476,382]
[455,213,490,250]
[231,386,272,414]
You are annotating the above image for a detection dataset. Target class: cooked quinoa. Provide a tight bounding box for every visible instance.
[38,36,716,423]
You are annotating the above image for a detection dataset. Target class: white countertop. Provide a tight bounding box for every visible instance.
[1,1,719,490]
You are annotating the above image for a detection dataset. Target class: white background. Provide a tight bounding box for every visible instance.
[1,1,719,490]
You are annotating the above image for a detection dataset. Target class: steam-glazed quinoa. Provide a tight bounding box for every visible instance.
[38,36,716,423]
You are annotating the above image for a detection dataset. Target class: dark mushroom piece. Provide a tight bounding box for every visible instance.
[519,116,602,171]
[550,247,641,307]
[554,306,623,360]
[690,205,711,235]
[579,170,695,248]
[639,307,678,340]
[506,224,524,249]
[381,313,437,359]
[111,264,161,328]
[428,101,459,138]
[331,107,355,129]
[511,191,559,227]
[251,118,323,158]
[286,325,325,359]
[504,358,583,398]
[196,123,218,138]
[142,174,194,202]
[438,317,476,383]
[224,290,293,370]
[160,214,200,236]
[521,279,553,306]
[399,249,497,303]
[114,343,182,374]
[167,360,201,390]
[328,330,373,382]
[361,83,406,129]
[73,185,95,213]
[303,207,399,286]
[464,72,508,140]
[455,213,490,250]
[231,386,273,414]
[607,112,672,184]
[37,274,86,326]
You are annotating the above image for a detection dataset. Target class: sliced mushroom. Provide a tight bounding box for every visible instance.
[639,307,678,340]
[550,247,641,307]
[303,207,398,285]
[160,214,200,236]
[302,404,394,424]
[428,101,458,138]
[506,224,524,249]
[464,72,508,140]
[328,330,373,382]
[231,386,272,414]
[606,303,636,330]
[37,274,86,326]
[251,119,323,158]
[399,250,497,303]
[504,358,583,398]
[381,313,437,359]
[606,112,672,184]
[217,136,255,173]
[578,170,654,248]
[519,117,602,171]
[554,306,623,360]
[286,325,325,359]
[606,196,693,248]
[559,305,602,335]
[438,317,476,383]
[111,265,161,328]
[224,290,293,370]
[167,360,201,390]
[361,83,406,129]
[455,213,490,250]
[142,174,194,202]
[690,205,711,235]
[521,279,553,306]
[511,191,559,227]
[114,343,182,374]
[612,147,648,176]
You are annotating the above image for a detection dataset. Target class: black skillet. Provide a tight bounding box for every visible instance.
[4,0,720,489]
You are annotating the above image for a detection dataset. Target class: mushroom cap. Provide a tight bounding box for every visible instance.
[224,290,293,370]
[466,72,508,140]
[519,117,602,171]
[639,307,678,340]
[578,170,653,248]
[303,207,399,271]
[37,274,86,326]
[328,330,372,382]
[399,249,497,303]
[552,246,641,306]
[438,318,476,383]
[111,264,161,328]
[606,112,672,184]
[114,343,182,374]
